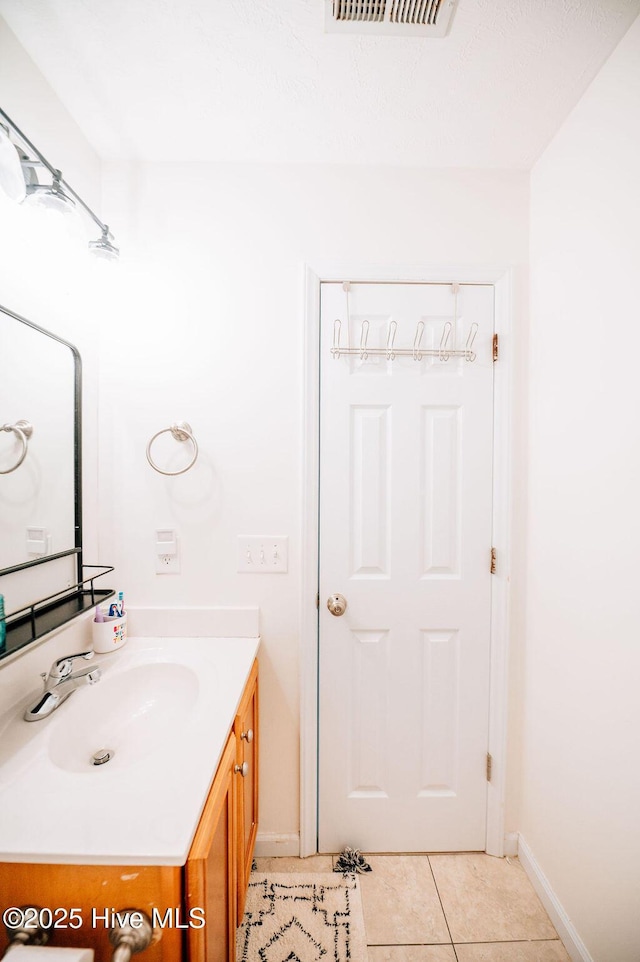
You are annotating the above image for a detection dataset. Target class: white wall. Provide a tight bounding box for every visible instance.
[525,14,640,961]
[99,163,529,842]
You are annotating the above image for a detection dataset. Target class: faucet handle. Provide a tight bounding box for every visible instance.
[49,649,95,680]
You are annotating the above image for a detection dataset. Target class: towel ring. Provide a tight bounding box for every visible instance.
[0,419,33,475]
[146,421,198,476]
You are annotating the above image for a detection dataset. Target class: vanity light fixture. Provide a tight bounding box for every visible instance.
[0,122,26,202]
[89,224,120,263]
[0,105,119,260]
[24,168,77,215]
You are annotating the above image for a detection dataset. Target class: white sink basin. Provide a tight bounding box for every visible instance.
[0,635,260,865]
[47,662,199,773]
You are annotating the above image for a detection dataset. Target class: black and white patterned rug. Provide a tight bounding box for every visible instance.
[236,872,368,961]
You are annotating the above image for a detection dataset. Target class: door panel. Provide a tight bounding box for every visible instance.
[318,281,494,853]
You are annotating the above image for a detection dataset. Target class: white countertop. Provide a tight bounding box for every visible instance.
[0,634,260,865]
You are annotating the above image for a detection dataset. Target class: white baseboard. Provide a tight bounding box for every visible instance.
[503,832,519,857]
[254,833,300,858]
[518,835,594,962]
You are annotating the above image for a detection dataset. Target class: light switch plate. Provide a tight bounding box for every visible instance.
[237,536,288,573]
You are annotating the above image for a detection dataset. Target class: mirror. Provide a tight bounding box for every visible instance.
[0,306,77,566]
[0,303,111,661]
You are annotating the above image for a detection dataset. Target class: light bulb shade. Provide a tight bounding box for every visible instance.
[24,180,76,216]
[0,126,26,202]
[89,229,119,262]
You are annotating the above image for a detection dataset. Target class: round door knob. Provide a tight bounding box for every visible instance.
[327,593,347,616]
[241,729,254,743]
[235,762,249,777]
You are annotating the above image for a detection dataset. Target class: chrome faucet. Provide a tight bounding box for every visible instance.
[24,649,102,722]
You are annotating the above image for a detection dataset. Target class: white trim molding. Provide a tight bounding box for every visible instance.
[503,832,520,858]
[254,833,301,859]
[485,267,514,857]
[300,263,514,858]
[518,835,595,962]
[299,265,322,857]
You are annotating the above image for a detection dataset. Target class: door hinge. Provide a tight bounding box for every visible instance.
[490,547,496,574]
[316,592,320,609]
[493,333,499,362]
[486,752,493,782]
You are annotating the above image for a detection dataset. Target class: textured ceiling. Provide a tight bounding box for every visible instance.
[0,0,638,168]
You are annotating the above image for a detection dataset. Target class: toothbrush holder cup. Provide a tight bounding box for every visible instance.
[92,612,127,653]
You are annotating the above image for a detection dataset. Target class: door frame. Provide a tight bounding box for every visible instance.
[300,263,514,858]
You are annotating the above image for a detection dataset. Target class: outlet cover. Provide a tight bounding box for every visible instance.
[237,536,288,573]
[155,528,180,574]
[156,552,180,574]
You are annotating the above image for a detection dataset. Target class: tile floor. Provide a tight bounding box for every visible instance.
[253,853,572,962]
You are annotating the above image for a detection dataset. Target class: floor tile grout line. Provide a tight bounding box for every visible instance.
[366,938,563,946]
[455,937,564,945]
[427,854,460,962]
[366,943,457,947]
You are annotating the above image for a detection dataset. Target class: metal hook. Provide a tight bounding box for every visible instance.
[386,320,397,360]
[359,319,370,360]
[412,321,425,361]
[332,318,342,359]
[439,322,452,362]
[465,323,478,361]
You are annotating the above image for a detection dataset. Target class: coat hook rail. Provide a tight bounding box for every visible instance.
[331,319,479,362]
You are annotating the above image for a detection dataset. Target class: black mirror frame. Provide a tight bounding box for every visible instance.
[0,304,112,660]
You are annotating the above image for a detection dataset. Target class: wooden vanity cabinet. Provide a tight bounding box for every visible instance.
[0,863,182,961]
[234,658,259,920]
[185,731,238,962]
[0,659,259,962]
[185,657,259,961]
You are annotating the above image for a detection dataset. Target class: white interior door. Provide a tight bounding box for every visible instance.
[318,281,495,853]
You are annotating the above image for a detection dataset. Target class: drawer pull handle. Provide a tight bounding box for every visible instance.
[241,729,254,743]
[235,762,249,777]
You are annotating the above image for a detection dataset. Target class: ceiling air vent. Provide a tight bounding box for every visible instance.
[325,0,458,37]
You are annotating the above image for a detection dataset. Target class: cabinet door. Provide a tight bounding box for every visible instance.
[235,659,259,920]
[0,864,181,962]
[185,732,237,962]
